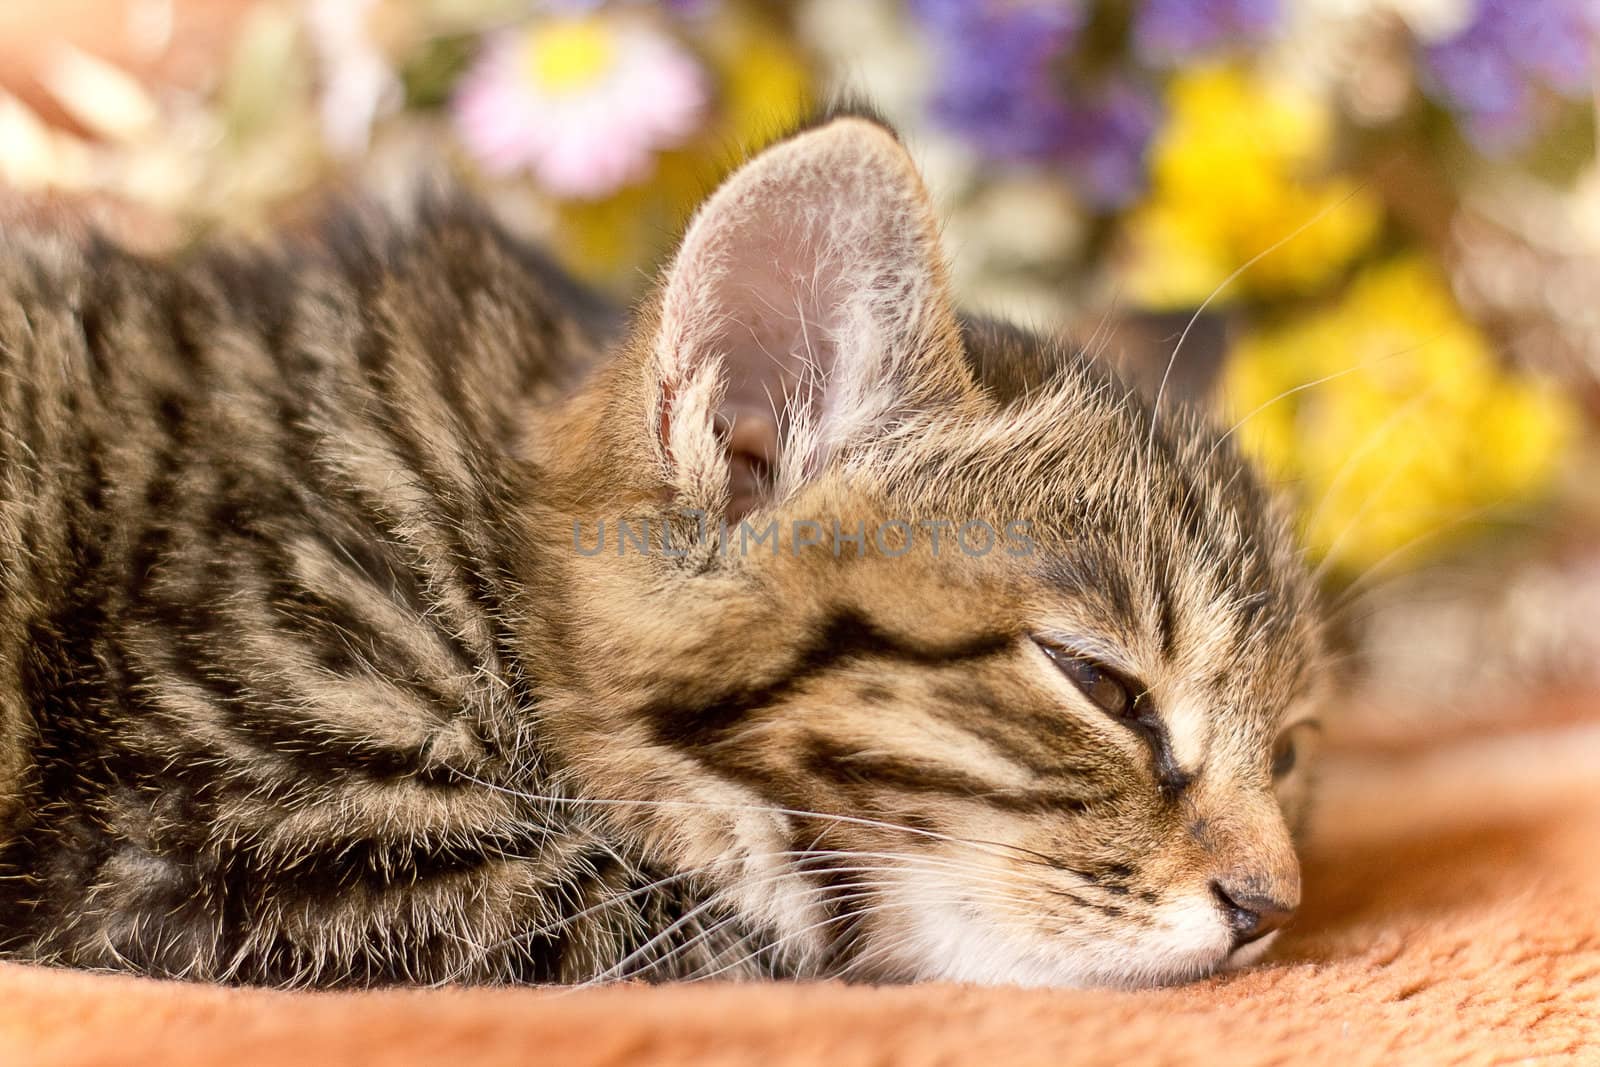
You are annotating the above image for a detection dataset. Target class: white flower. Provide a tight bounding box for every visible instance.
[453,14,707,198]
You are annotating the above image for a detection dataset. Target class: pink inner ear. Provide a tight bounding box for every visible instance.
[711,251,842,519]
[661,196,854,505]
[719,243,839,416]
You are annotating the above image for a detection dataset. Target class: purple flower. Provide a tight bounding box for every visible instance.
[1423,0,1600,153]
[910,0,1084,161]
[1504,0,1600,95]
[909,0,1158,208]
[1133,0,1281,64]
[1060,80,1162,208]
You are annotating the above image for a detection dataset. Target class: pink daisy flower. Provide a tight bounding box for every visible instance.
[453,15,708,199]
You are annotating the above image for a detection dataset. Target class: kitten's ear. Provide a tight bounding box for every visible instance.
[649,117,976,519]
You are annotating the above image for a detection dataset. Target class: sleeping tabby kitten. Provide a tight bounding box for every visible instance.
[0,114,1323,988]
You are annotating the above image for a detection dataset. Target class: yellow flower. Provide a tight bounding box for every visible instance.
[1224,256,1576,576]
[1123,65,1381,308]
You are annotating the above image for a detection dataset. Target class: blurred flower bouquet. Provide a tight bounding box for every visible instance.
[3,0,1598,701]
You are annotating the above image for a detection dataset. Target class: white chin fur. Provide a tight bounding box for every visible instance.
[872,875,1237,989]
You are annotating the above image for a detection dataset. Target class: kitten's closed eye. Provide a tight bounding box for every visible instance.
[1033,638,1137,719]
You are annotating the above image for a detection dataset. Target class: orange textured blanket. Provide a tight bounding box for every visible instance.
[3,715,1598,1067]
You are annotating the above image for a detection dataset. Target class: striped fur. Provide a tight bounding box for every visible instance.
[0,116,1323,989]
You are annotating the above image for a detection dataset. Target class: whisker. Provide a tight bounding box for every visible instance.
[680,886,1038,985]
[678,898,905,984]
[669,881,934,984]
[616,847,1057,984]
[568,853,1018,963]
[1301,384,1436,548]
[581,890,735,987]
[1328,499,1518,612]
[1149,181,1375,447]
[430,860,733,986]
[450,770,1054,867]
[1308,441,1419,585]
[520,844,1057,986]
[1206,337,1437,468]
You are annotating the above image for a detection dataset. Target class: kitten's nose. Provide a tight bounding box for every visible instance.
[1211,881,1295,948]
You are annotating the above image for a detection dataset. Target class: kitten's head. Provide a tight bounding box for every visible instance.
[539,114,1324,987]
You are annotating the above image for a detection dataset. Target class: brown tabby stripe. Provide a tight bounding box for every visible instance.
[644,609,1017,747]
[798,735,1093,815]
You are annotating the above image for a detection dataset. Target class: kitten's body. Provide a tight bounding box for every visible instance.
[0,207,702,983]
[0,117,1321,988]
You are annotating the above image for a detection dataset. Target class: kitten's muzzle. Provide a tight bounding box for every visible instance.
[1211,881,1295,949]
